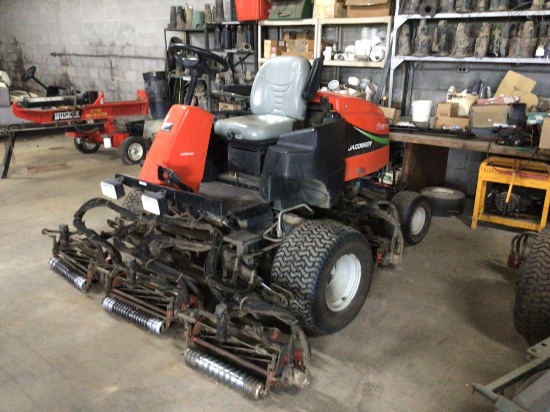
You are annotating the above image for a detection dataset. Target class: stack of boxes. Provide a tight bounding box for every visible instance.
[263,30,317,60]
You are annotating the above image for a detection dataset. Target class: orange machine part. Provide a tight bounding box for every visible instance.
[344,146,390,181]
[314,92,390,181]
[138,105,213,193]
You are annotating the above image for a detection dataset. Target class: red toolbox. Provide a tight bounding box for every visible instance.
[235,0,270,21]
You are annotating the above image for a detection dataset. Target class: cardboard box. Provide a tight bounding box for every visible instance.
[436,102,459,118]
[313,0,346,18]
[470,105,508,128]
[282,51,314,60]
[539,118,550,149]
[435,116,470,130]
[282,31,297,42]
[379,107,401,125]
[218,101,242,111]
[263,40,286,58]
[345,0,392,17]
[296,29,315,40]
[495,70,538,109]
[286,39,314,53]
[447,93,477,116]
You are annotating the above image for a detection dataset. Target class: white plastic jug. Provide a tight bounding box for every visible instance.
[411,100,433,122]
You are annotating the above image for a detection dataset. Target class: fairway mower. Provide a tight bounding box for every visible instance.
[43,44,431,399]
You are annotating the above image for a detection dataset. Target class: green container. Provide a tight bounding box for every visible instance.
[268,0,313,20]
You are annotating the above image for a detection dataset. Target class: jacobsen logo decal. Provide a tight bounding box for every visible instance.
[53,110,81,121]
[348,141,372,151]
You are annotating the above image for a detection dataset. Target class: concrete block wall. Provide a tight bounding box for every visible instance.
[0,0,232,102]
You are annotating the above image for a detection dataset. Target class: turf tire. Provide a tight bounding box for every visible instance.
[271,220,373,336]
[514,227,550,345]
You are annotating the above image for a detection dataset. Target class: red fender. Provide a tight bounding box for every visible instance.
[138,105,213,193]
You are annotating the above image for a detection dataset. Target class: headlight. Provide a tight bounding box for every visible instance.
[100,177,125,199]
[141,191,168,216]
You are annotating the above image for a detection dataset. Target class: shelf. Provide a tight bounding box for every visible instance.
[259,57,315,64]
[324,60,386,68]
[388,0,550,104]
[399,9,550,19]
[213,49,255,54]
[394,9,550,28]
[320,16,393,25]
[165,21,250,33]
[391,55,550,69]
[258,19,318,27]
[165,27,207,33]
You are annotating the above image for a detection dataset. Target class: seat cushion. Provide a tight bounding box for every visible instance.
[214,114,295,142]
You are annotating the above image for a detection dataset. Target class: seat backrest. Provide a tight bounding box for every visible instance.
[250,55,310,121]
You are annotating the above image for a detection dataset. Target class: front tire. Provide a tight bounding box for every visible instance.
[119,136,147,165]
[514,228,550,345]
[391,191,432,245]
[74,138,100,154]
[271,220,373,335]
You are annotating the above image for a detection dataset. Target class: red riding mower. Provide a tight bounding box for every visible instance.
[11,66,150,164]
[43,44,432,399]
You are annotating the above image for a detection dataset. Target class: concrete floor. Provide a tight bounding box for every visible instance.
[0,134,529,411]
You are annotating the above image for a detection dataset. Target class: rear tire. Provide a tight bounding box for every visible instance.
[514,228,550,345]
[119,136,147,165]
[74,138,100,154]
[391,190,432,245]
[271,220,373,335]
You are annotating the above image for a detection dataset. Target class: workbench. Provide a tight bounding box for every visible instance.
[389,131,550,191]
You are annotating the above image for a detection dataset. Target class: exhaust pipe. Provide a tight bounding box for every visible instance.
[102,296,165,335]
[49,257,87,292]
[184,348,267,400]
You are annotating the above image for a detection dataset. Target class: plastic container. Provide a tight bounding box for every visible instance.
[411,100,433,122]
[142,71,170,120]
[235,0,270,21]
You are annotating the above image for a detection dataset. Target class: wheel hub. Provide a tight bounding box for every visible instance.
[325,254,361,312]
[410,207,426,236]
[127,142,144,161]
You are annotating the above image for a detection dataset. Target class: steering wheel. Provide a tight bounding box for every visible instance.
[22,66,36,82]
[167,43,230,105]
[168,43,229,76]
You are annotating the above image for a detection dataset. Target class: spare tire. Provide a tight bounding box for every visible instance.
[420,186,466,217]
[514,227,550,345]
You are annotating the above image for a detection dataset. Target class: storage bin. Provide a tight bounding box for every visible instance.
[235,0,270,21]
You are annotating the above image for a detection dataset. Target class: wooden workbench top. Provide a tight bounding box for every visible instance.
[389,131,550,161]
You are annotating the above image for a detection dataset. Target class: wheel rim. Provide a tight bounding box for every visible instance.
[325,253,362,312]
[127,142,144,161]
[410,206,426,236]
[81,140,97,149]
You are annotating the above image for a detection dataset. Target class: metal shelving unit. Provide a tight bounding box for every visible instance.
[258,16,393,84]
[388,0,550,107]
[257,19,320,65]
[164,22,258,111]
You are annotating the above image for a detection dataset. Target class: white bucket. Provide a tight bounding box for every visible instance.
[103,137,112,148]
[411,100,433,122]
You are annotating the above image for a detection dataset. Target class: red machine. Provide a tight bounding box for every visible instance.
[43,45,432,399]
[12,90,150,164]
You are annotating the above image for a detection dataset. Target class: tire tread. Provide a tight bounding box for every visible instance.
[514,227,550,344]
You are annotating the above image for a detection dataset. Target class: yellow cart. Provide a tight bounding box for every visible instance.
[471,156,550,232]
